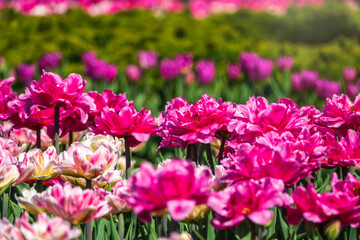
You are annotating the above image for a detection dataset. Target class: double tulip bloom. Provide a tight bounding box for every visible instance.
[35,182,111,224]
[157,94,235,149]
[0,212,81,240]
[123,159,213,223]
[209,178,292,229]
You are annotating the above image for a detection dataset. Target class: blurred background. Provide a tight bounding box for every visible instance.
[1,0,360,115]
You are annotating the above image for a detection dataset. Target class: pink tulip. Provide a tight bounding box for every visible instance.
[0,77,17,122]
[158,94,236,149]
[57,142,118,180]
[0,212,81,240]
[123,159,213,223]
[104,180,132,215]
[93,105,158,147]
[125,64,142,82]
[138,50,158,69]
[343,67,357,83]
[287,173,360,227]
[209,178,291,229]
[277,56,294,71]
[35,182,111,224]
[20,71,95,115]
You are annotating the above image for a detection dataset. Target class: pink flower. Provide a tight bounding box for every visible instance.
[57,142,118,180]
[0,212,81,240]
[323,129,360,168]
[222,128,325,186]
[196,60,215,85]
[0,149,34,190]
[160,58,180,80]
[20,71,95,114]
[104,180,132,215]
[227,63,241,80]
[87,90,133,124]
[228,97,310,142]
[123,159,213,223]
[35,182,111,224]
[19,146,60,181]
[315,79,341,99]
[277,56,294,71]
[0,77,17,121]
[138,50,158,69]
[93,105,158,147]
[343,67,357,83]
[38,52,62,70]
[315,94,355,131]
[157,94,236,149]
[209,178,291,229]
[174,53,193,74]
[125,64,142,82]
[287,173,360,227]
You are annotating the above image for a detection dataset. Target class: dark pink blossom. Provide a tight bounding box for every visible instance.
[123,159,212,223]
[157,94,236,149]
[209,178,292,229]
[93,105,157,147]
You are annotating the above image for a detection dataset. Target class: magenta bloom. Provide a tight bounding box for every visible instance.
[0,212,81,240]
[174,53,193,74]
[323,129,360,168]
[226,63,241,80]
[157,94,236,149]
[138,50,158,69]
[276,56,294,71]
[300,69,319,89]
[82,51,118,82]
[291,73,303,92]
[315,79,341,99]
[35,182,111,224]
[314,94,356,131]
[287,173,360,227]
[209,178,291,229]
[38,52,62,70]
[123,159,212,223]
[346,83,359,99]
[239,52,273,81]
[17,63,36,86]
[343,67,357,83]
[20,71,95,115]
[196,60,216,85]
[125,64,142,82]
[160,58,180,80]
[93,105,158,147]
[228,97,310,142]
[0,77,17,121]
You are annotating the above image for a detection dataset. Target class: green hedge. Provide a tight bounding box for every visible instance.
[1,1,360,81]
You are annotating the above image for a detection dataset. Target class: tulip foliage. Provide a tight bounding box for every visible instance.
[4,69,360,240]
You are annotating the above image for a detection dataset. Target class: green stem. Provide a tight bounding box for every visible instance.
[186,145,192,160]
[205,144,214,173]
[118,214,124,240]
[2,188,9,218]
[162,214,168,235]
[192,144,198,164]
[85,178,92,240]
[35,180,43,192]
[54,107,60,154]
[36,125,41,148]
[124,136,131,179]
[250,222,256,240]
[69,130,73,146]
[218,136,226,162]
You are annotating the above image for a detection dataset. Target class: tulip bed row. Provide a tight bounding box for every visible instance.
[1,69,360,239]
[0,0,326,18]
[8,49,360,119]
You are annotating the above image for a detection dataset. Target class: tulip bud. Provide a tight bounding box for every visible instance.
[324,219,341,240]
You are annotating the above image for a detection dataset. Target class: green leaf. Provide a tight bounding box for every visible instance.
[0,179,14,196]
[110,214,121,240]
[207,212,215,240]
[277,208,289,240]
